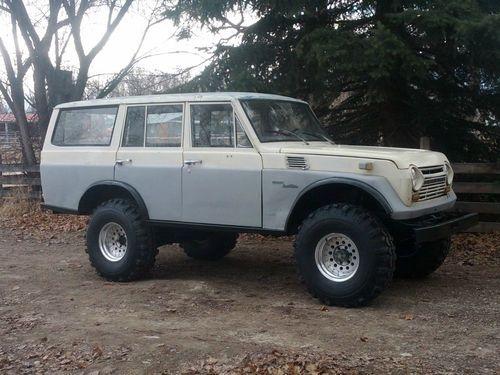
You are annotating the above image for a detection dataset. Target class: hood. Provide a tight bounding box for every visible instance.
[277,143,447,169]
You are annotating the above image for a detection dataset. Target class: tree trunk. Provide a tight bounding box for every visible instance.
[33,60,51,142]
[9,79,37,165]
[13,106,37,166]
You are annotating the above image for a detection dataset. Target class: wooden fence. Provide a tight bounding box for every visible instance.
[452,162,500,232]
[0,160,499,232]
[0,157,41,199]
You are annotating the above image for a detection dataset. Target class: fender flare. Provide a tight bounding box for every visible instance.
[285,177,393,230]
[79,180,149,219]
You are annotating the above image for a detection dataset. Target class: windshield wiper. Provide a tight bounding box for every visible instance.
[296,130,335,145]
[273,128,310,145]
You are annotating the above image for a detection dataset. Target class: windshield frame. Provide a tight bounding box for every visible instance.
[239,99,328,143]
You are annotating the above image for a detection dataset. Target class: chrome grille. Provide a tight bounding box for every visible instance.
[286,156,309,170]
[417,165,447,201]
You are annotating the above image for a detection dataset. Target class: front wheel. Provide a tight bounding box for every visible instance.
[294,204,396,307]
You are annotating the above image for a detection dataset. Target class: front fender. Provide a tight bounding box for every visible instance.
[290,177,393,217]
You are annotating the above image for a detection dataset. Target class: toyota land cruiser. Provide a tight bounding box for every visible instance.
[41,92,476,307]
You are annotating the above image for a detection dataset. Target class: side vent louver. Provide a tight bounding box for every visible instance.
[286,156,309,170]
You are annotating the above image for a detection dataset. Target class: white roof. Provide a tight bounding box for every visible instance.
[55,92,306,109]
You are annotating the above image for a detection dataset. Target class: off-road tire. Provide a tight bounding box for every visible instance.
[181,233,238,261]
[395,237,451,278]
[86,199,157,281]
[294,204,396,307]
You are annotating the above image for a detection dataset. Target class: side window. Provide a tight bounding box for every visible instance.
[122,106,145,147]
[146,105,183,147]
[191,104,234,147]
[52,106,118,146]
[235,116,252,148]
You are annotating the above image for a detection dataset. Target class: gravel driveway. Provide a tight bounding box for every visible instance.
[0,229,498,374]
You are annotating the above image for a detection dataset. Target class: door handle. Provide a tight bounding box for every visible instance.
[115,159,132,166]
[184,159,202,166]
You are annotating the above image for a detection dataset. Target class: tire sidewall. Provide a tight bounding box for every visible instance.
[395,237,451,278]
[296,216,380,300]
[87,205,140,278]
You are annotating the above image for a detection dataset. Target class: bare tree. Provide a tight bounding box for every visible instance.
[0,0,166,165]
[0,2,41,165]
[85,67,191,98]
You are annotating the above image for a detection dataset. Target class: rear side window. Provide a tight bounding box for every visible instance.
[52,106,118,146]
[146,105,183,147]
[122,104,183,147]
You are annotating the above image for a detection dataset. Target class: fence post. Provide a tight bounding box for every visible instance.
[420,136,430,150]
[0,153,2,198]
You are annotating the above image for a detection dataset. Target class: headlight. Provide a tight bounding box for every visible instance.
[444,162,454,185]
[410,165,424,191]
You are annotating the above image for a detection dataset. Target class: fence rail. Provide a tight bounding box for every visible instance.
[0,158,41,199]
[0,161,498,232]
[0,163,40,173]
[452,163,500,175]
[451,162,500,233]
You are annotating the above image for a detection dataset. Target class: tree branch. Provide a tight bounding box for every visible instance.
[0,37,17,84]
[87,0,133,60]
[0,80,14,109]
[10,12,23,76]
[96,4,170,98]
[7,0,40,47]
[62,0,88,61]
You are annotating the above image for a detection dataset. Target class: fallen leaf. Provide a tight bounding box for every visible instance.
[92,344,103,358]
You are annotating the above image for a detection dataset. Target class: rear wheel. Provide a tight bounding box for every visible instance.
[294,204,396,307]
[181,233,238,261]
[395,237,451,278]
[86,199,156,281]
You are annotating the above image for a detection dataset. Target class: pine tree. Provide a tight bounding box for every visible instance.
[165,0,500,161]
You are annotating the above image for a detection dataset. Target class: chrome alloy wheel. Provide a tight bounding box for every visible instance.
[98,222,128,262]
[315,233,360,282]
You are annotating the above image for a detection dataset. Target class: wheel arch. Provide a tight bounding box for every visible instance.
[78,181,149,219]
[285,178,392,234]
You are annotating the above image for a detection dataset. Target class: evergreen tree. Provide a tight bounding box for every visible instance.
[165,0,500,161]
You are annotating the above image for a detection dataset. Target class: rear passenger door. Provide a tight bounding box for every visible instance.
[181,102,262,227]
[114,103,184,221]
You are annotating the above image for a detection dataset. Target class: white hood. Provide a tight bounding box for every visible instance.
[272,143,447,169]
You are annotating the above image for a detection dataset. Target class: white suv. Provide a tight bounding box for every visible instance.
[41,92,476,307]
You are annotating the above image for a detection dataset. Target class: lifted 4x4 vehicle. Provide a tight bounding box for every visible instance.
[41,93,477,307]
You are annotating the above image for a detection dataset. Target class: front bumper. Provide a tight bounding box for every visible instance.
[394,212,478,243]
[390,191,457,220]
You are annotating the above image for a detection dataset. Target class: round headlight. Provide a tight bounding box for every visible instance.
[410,165,424,191]
[444,162,454,185]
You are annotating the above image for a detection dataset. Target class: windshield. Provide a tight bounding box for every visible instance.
[240,99,329,143]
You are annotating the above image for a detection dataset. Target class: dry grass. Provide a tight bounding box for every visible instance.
[181,348,416,374]
[0,193,87,242]
[451,232,500,265]
[0,194,498,260]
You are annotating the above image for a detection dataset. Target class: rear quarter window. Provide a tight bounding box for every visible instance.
[52,106,118,146]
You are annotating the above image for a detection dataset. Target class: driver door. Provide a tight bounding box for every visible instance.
[181,102,263,227]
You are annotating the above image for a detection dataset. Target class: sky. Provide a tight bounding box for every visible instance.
[0,1,250,89]
[74,3,221,78]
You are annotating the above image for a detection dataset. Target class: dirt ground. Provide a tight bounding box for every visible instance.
[0,226,499,374]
